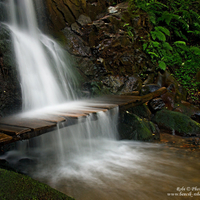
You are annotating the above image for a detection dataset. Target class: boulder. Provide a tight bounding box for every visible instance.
[148,98,165,112]
[118,123,134,140]
[140,84,160,96]
[152,109,200,137]
[124,113,159,141]
[156,71,181,102]
[77,14,92,26]
[127,104,152,120]
[102,75,127,94]
[120,76,142,94]
[174,100,200,123]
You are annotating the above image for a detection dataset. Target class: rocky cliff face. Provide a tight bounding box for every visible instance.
[46,1,152,95]
[45,0,108,31]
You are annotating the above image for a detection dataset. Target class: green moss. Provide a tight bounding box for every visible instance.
[127,104,152,120]
[0,168,75,200]
[124,113,154,141]
[152,109,200,136]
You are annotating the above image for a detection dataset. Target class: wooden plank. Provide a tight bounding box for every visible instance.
[0,117,56,131]
[0,87,167,147]
[0,124,31,136]
[48,112,88,119]
[31,115,66,123]
[57,107,107,115]
[0,133,13,143]
[74,107,108,113]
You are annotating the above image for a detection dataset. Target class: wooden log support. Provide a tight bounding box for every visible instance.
[119,87,167,110]
[0,133,15,145]
[0,87,167,147]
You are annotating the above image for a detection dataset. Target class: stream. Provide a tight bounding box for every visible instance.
[1,0,200,199]
[1,119,200,200]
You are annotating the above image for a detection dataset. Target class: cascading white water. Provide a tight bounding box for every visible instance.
[2,1,200,200]
[7,0,78,111]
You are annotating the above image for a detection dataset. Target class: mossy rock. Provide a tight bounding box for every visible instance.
[0,168,75,200]
[152,109,200,136]
[174,101,200,118]
[118,122,134,140]
[127,104,152,120]
[124,113,155,141]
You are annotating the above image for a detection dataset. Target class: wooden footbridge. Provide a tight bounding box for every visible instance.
[0,88,166,147]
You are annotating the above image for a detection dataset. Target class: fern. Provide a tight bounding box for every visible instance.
[174,41,186,46]
[190,46,200,55]
[151,30,166,41]
[155,26,170,36]
[159,11,173,25]
[162,42,173,51]
[158,61,167,70]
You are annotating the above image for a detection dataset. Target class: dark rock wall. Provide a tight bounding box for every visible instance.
[45,0,108,30]
[0,25,22,117]
[45,1,152,95]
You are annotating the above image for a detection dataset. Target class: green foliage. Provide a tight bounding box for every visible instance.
[127,0,200,102]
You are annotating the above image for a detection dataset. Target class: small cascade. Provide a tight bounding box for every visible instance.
[1,107,120,170]
[7,0,78,111]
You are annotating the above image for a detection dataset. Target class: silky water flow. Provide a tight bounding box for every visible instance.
[1,0,200,200]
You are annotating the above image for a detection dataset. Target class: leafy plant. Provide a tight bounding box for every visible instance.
[126,0,200,102]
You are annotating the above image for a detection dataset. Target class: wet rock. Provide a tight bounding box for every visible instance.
[124,113,157,141]
[143,73,154,85]
[148,98,165,112]
[152,109,200,136]
[191,113,200,123]
[127,104,152,120]
[118,123,134,140]
[156,71,181,102]
[120,76,142,94]
[77,14,92,26]
[146,120,160,140]
[102,75,127,93]
[71,22,83,36]
[86,1,107,21]
[53,1,151,94]
[82,81,110,96]
[108,6,118,14]
[62,27,91,57]
[73,56,96,78]
[45,0,87,30]
[161,92,175,110]
[140,84,160,96]
[174,100,200,122]
[0,25,22,117]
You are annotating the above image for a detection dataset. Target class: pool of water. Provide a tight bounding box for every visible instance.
[2,132,200,200]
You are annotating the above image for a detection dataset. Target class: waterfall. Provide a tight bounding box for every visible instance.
[7,0,78,111]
